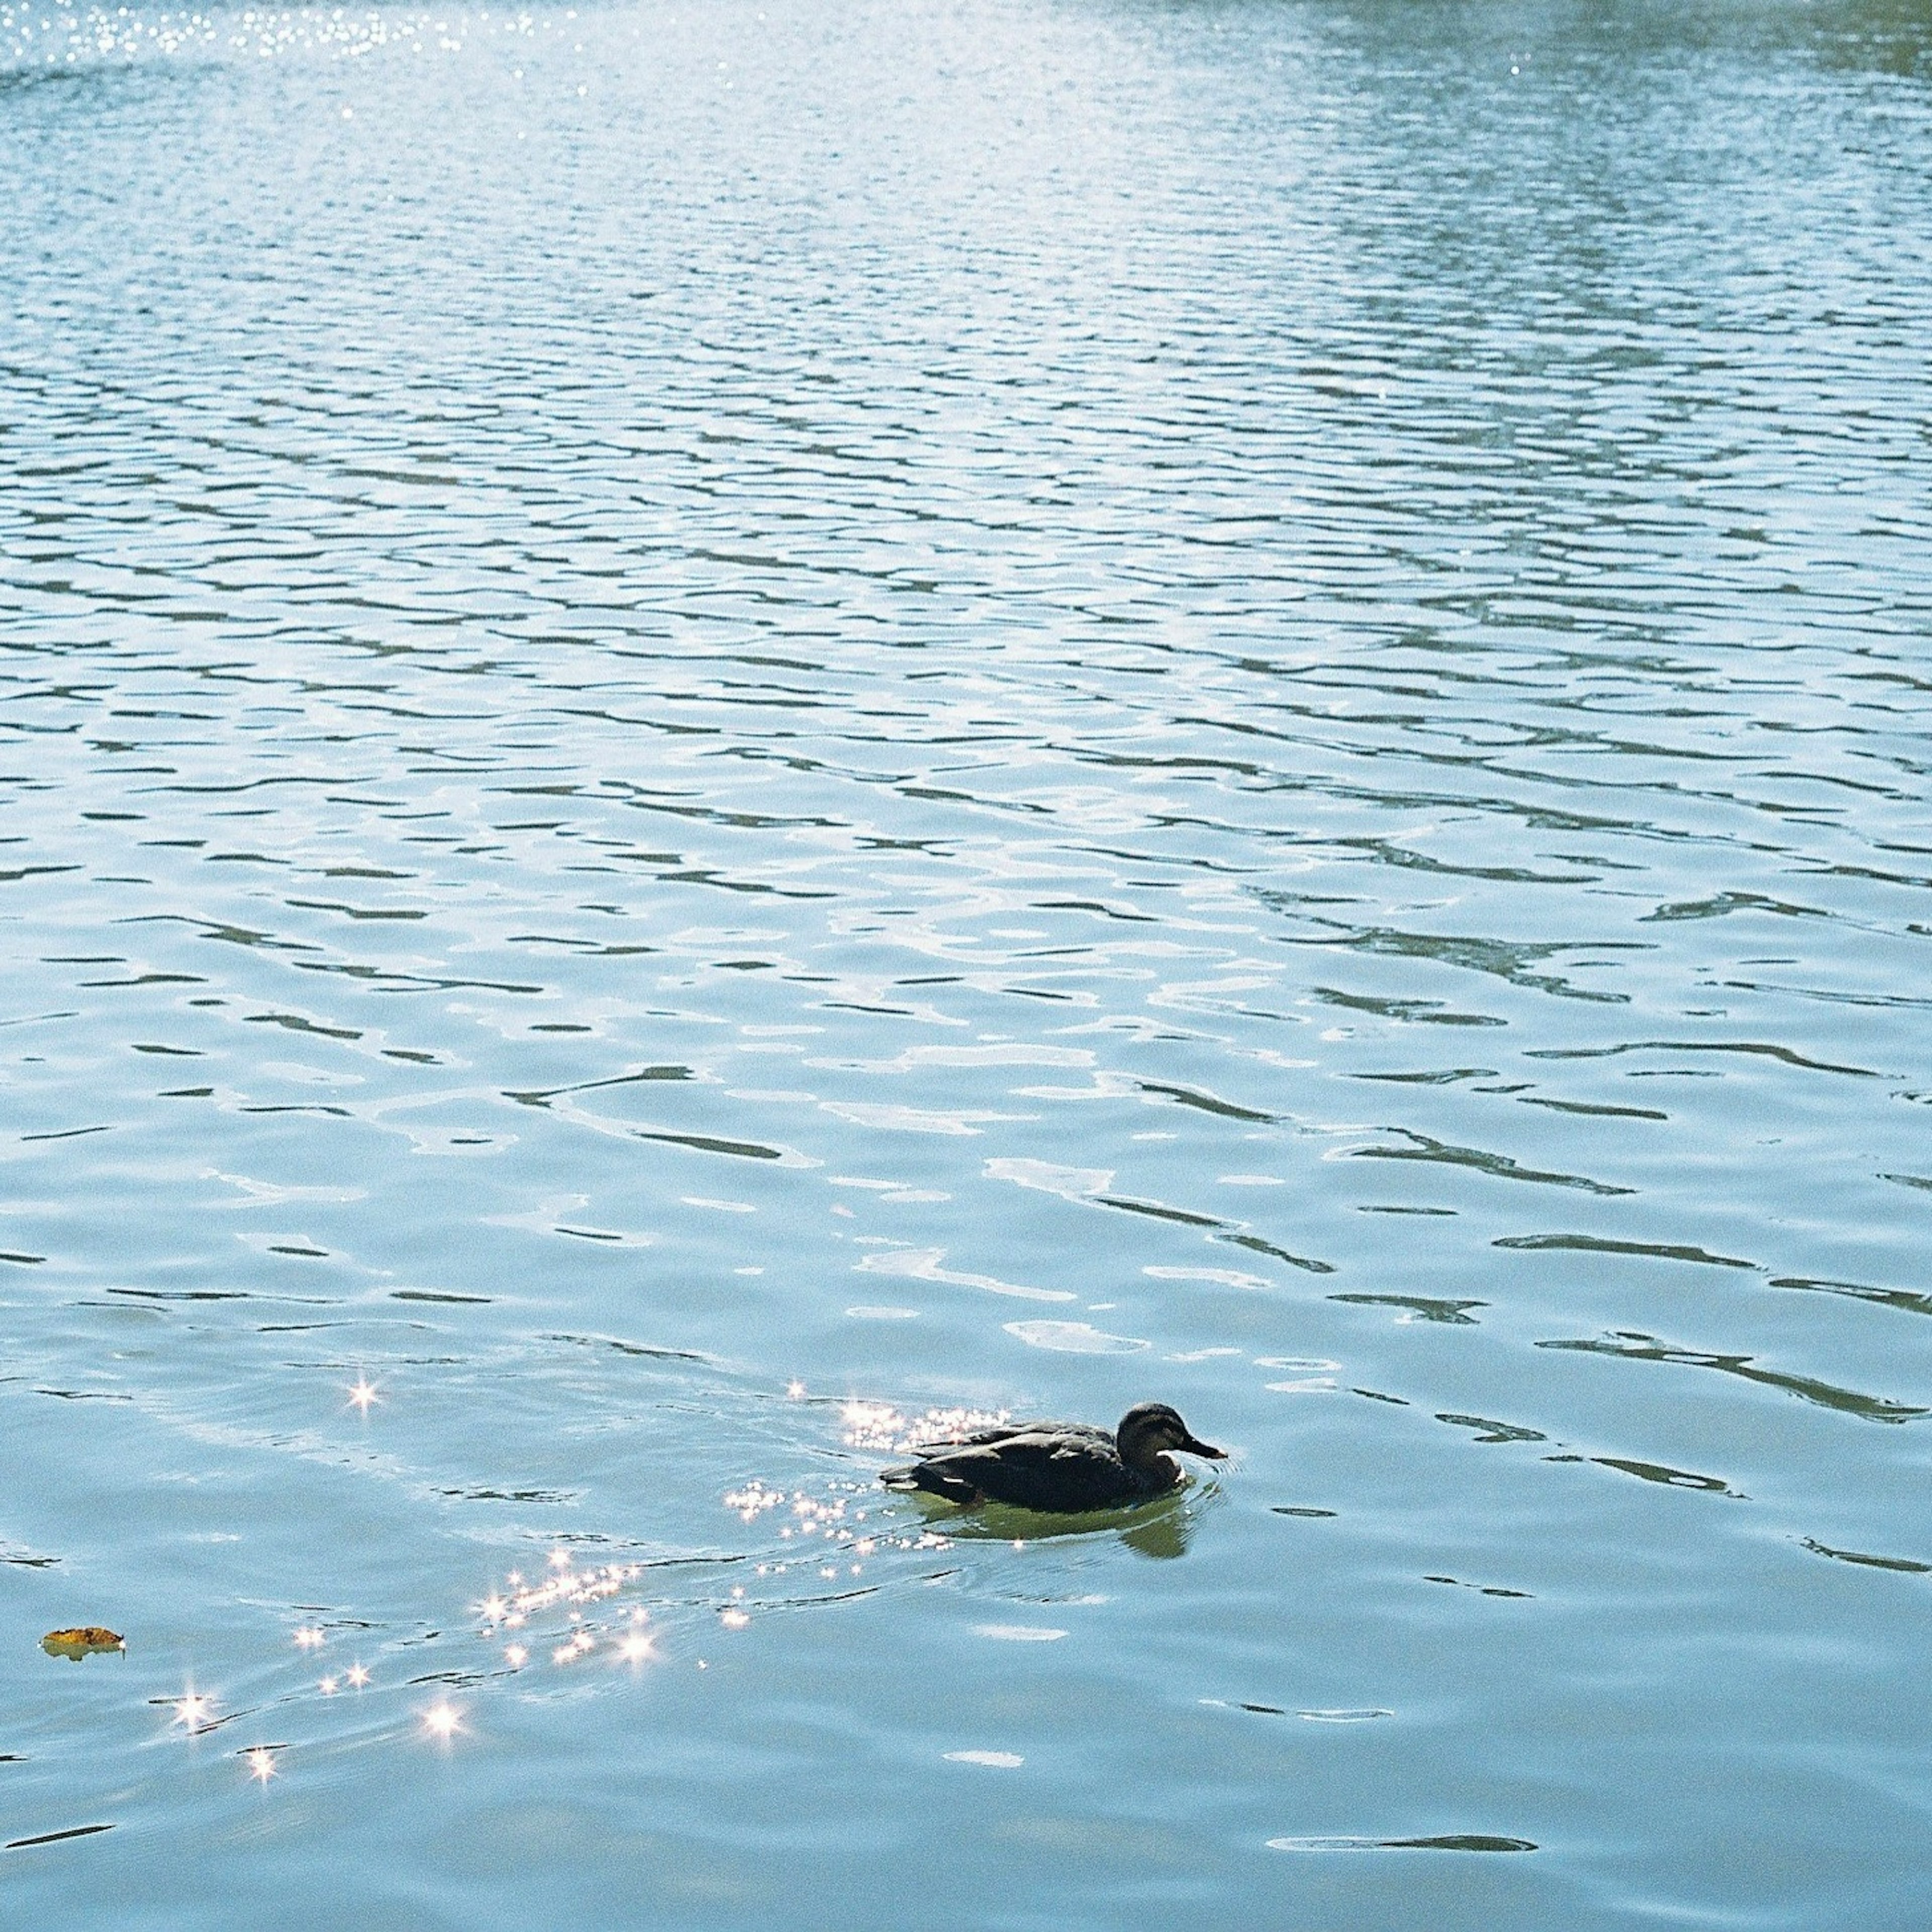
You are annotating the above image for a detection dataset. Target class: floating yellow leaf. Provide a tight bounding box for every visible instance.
[42,1627,125,1661]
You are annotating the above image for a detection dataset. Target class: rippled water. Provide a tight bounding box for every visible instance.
[4,0,1931,1922]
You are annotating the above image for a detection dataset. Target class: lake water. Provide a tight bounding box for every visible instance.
[4,0,1931,1923]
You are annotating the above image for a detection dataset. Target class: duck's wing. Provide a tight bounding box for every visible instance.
[905,1430,1137,1513]
[907,1419,1104,1455]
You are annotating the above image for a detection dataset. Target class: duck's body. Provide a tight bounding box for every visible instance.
[880,1402,1226,1513]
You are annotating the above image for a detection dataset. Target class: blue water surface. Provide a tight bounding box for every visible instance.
[3,0,1931,1924]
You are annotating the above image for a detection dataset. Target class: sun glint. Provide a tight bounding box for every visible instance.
[421,1701,462,1741]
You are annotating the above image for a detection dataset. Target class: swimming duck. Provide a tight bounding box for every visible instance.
[880,1401,1227,1513]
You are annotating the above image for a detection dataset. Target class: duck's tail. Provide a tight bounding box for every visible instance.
[879,1462,980,1505]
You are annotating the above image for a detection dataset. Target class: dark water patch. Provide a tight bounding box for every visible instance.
[284,898,429,921]
[1437,1413,1547,1444]
[1290,922,1640,1004]
[1136,1079,1273,1122]
[1354,1068,1498,1085]
[1332,1294,1486,1325]
[1801,1539,1931,1575]
[1540,1336,1927,1424]
[109,1287,250,1302]
[1426,1576,1533,1599]
[1269,1834,1535,1854]
[1315,989,1504,1028]
[1497,1233,1758,1269]
[632,1128,791,1163]
[1216,1231,1335,1274]
[543,1334,715,1365]
[438,1487,577,1504]
[1643,891,1830,923]
[1772,1276,1932,1319]
[1517,1096,1669,1121]
[6,1824,114,1853]
[1097,1193,1221,1230]
[243,1010,362,1042]
[507,1065,694,1105]
[1526,1040,1880,1079]
[1570,1456,1740,1497]
[1271,1507,1337,1519]
[1349,1130,1632,1196]
[392,1291,492,1305]
[1353,1389,1410,1407]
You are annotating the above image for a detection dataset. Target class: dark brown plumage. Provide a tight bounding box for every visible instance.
[880,1401,1226,1513]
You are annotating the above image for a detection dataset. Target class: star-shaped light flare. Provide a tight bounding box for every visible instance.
[173,1693,215,1732]
[421,1700,463,1742]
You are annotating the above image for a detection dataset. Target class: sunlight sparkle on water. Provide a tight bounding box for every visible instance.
[173,1693,214,1732]
[244,1747,277,1785]
[293,1626,325,1649]
[421,1701,462,1741]
[345,1663,370,1689]
[347,1378,378,1414]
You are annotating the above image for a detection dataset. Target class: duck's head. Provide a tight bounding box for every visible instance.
[1116,1401,1227,1470]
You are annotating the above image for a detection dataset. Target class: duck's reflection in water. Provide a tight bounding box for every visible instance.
[907,1482,1206,1560]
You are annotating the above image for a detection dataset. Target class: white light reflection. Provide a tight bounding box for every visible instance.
[421,1700,463,1741]
[347,1377,378,1414]
[244,1746,278,1785]
[173,1692,215,1732]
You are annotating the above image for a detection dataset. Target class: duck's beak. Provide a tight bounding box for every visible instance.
[1180,1433,1227,1461]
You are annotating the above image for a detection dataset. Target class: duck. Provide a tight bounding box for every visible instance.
[879,1401,1226,1514]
